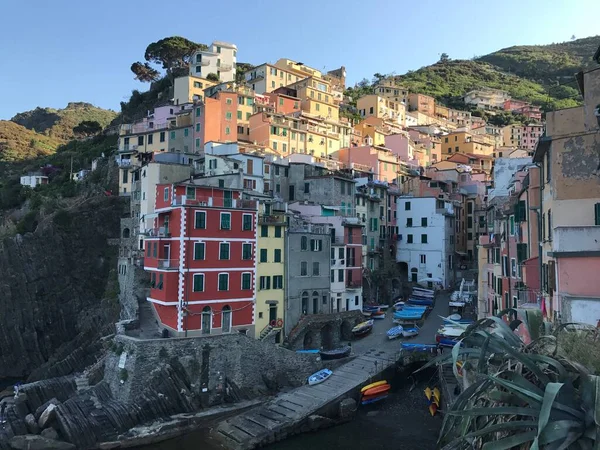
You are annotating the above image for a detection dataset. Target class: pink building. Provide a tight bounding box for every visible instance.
[515,105,542,122]
[336,146,400,184]
[503,99,529,111]
[521,124,544,152]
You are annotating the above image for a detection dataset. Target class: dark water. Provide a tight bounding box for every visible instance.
[138,367,442,450]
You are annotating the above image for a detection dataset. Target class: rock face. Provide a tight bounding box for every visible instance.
[9,434,75,450]
[0,196,124,382]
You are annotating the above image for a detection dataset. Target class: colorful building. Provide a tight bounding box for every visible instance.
[357,94,405,126]
[189,41,237,83]
[144,181,257,336]
[408,93,435,115]
[463,88,510,110]
[441,131,494,160]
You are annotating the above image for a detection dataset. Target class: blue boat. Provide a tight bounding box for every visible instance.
[407,297,434,306]
[401,343,437,352]
[361,394,389,405]
[308,369,332,385]
[443,318,473,326]
[402,305,427,311]
[386,325,403,340]
[296,349,320,354]
[393,310,425,320]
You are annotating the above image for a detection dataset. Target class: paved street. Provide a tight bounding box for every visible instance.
[342,291,450,355]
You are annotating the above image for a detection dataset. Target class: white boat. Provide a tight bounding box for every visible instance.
[308,369,332,385]
[387,325,404,340]
[402,326,420,338]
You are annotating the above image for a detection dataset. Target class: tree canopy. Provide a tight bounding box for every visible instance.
[206,73,219,82]
[143,36,207,78]
[130,62,160,83]
[73,121,102,136]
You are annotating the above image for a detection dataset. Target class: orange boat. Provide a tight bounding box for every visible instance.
[363,383,391,397]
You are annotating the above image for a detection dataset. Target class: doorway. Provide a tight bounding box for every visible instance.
[337,298,341,312]
[269,304,277,324]
[312,291,319,314]
[345,298,349,311]
[224,190,232,207]
[201,306,211,334]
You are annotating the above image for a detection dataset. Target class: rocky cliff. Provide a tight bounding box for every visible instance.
[0,195,124,382]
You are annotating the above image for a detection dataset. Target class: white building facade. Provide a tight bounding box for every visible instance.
[189,41,237,83]
[20,173,48,188]
[396,196,456,288]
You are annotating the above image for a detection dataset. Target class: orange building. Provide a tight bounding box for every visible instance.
[194,91,238,149]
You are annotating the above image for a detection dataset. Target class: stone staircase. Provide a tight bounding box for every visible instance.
[74,375,90,393]
[258,324,273,340]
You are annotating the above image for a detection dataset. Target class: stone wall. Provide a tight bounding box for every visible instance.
[284,310,364,351]
[105,333,328,406]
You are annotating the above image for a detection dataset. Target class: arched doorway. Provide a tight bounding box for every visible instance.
[340,320,353,341]
[201,306,212,334]
[221,305,231,333]
[301,291,309,315]
[122,228,130,238]
[321,323,334,350]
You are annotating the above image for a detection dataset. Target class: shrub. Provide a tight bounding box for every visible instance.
[16,211,38,234]
[53,209,72,228]
[119,369,128,382]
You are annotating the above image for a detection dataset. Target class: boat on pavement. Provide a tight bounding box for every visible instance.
[436,326,464,347]
[402,326,420,338]
[352,319,374,337]
[372,311,386,320]
[308,369,332,385]
[319,346,351,360]
[386,325,404,339]
[296,349,320,354]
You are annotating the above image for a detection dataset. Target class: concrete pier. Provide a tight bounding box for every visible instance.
[211,348,399,449]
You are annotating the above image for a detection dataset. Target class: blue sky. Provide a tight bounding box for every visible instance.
[1,0,599,119]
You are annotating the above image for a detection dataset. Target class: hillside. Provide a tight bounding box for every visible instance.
[1,102,117,162]
[391,35,599,112]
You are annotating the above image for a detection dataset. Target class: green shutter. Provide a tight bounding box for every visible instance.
[193,275,204,292]
[194,243,205,260]
[595,203,600,226]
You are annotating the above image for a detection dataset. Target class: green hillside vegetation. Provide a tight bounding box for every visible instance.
[1,102,117,163]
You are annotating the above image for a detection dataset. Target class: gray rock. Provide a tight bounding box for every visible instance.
[34,398,60,421]
[40,428,59,440]
[37,403,57,429]
[9,435,75,450]
[307,414,335,431]
[24,414,39,434]
[339,398,357,419]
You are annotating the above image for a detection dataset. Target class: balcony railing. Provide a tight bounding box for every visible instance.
[156,259,178,270]
[118,144,139,153]
[116,159,133,167]
[258,214,286,225]
[172,195,257,210]
[219,63,233,71]
[144,227,171,238]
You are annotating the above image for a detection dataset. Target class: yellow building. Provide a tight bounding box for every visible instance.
[255,203,287,341]
[245,63,302,94]
[441,131,494,159]
[357,94,405,126]
[373,78,409,104]
[285,77,340,122]
[354,120,387,147]
[204,82,256,141]
[173,75,216,105]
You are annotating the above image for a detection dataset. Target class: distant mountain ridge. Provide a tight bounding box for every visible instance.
[0,103,117,162]
[394,35,599,111]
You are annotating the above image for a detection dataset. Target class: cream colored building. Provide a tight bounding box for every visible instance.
[173,75,216,105]
[189,41,237,83]
[463,88,510,110]
[357,94,405,126]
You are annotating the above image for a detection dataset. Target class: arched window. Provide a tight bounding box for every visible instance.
[201,306,212,334]
[222,305,231,333]
[312,291,319,314]
[122,228,130,239]
[301,291,309,315]
[301,236,308,250]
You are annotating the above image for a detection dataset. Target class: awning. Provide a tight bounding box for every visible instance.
[322,205,340,211]
[455,251,468,256]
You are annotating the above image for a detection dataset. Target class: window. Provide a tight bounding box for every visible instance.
[195,108,201,117]
[548,209,552,241]
[242,273,251,290]
[331,270,335,282]
[260,249,268,262]
[304,182,310,193]
[219,243,230,260]
[273,248,282,262]
[194,211,206,229]
[259,276,270,290]
[194,242,205,260]
[218,273,229,291]
[261,225,268,237]
[225,127,230,135]
[273,275,283,289]
[157,273,163,290]
[184,128,189,137]
[242,214,252,231]
[509,215,515,236]
[274,226,282,238]
[170,131,175,140]
[467,217,473,229]
[152,243,157,258]
[226,112,232,120]
[186,186,196,200]
[237,111,242,120]
[595,203,600,226]
[220,213,231,230]
[160,131,165,142]
[226,98,232,105]
[546,149,551,183]
[503,256,509,277]
[511,258,517,278]
[338,269,344,282]
[405,201,411,210]
[300,261,308,276]
[406,218,413,227]
[407,234,413,244]
[193,274,204,292]
[195,138,200,148]
[421,217,427,227]
[238,243,251,261]
[301,236,308,250]
[148,134,153,145]
[420,254,426,264]
[312,262,320,276]
[163,187,169,202]
[421,234,427,244]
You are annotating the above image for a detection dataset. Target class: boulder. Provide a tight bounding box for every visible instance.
[40,428,59,441]
[13,394,29,419]
[34,398,60,421]
[338,398,357,420]
[37,403,57,429]
[307,414,335,431]
[24,414,39,434]
[9,435,75,450]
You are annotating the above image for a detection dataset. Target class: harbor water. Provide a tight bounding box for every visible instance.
[137,366,442,450]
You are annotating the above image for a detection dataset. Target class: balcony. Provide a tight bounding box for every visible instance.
[156,259,178,270]
[172,195,257,210]
[550,226,600,256]
[198,60,210,66]
[219,63,233,72]
[342,217,362,227]
[144,227,171,238]
[118,145,139,153]
[258,214,286,225]
[347,279,362,289]
[116,159,133,168]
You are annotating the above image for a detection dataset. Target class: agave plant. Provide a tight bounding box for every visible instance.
[419,310,600,450]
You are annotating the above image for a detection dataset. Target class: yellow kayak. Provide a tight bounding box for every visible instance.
[361,380,387,393]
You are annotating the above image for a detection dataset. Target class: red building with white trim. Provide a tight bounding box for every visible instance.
[144,181,257,336]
